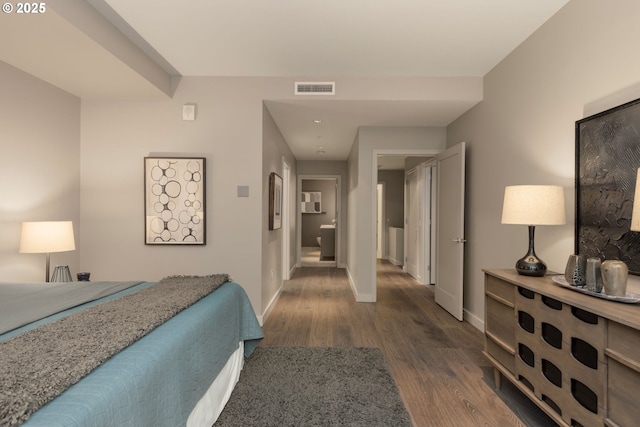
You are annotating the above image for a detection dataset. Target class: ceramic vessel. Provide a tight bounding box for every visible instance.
[585,257,603,293]
[565,254,587,286]
[51,265,72,282]
[601,260,628,297]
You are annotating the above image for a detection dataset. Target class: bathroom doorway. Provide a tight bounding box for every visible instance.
[297,176,340,267]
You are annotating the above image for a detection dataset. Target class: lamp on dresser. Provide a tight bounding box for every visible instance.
[501,185,566,276]
[19,221,76,282]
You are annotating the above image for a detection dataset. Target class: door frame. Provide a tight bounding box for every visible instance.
[297,174,342,267]
[372,148,442,295]
[282,157,292,280]
[376,182,386,259]
[404,163,434,285]
[404,166,420,281]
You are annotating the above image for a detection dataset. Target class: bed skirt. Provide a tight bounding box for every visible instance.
[187,341,244,426]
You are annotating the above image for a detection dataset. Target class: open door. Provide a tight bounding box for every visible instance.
[405,168,420,280]
[435,142,466,321]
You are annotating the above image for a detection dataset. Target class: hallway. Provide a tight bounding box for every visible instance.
[260,261,556,426]
[300,246,337,267]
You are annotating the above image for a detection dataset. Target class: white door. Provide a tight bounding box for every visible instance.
[282,159,291,280]
[377,184,383,259]
[405,169,420,280]
[435,142,466,321]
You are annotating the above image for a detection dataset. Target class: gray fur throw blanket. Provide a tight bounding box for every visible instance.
[0,274,229,427]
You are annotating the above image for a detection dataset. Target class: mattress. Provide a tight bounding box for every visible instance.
[0,280,263,427]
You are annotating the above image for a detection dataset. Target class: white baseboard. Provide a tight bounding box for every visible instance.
[464,308,484,332]
[388,256,403,266]
[259,284,283,326]
[345,266,375,302]
[346,266,357,296]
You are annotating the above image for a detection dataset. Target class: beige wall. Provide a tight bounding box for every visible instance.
[378,170,404,230]
[447,0,640,328]
[262,105,297,318]
[79,77,295,316]
[0,61,80,282]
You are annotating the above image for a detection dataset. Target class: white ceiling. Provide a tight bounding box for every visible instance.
[263,98,482,160]
[104,0,567,78]
[0,6,168,99]
[0,0,569,161]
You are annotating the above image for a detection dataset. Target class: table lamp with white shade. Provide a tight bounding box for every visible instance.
[19,221,76,282]
[501,185,566,276]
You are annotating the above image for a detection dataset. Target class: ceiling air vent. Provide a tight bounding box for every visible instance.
[295,82,335,95]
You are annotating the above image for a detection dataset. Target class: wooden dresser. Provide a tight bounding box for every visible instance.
[483,269,640,427]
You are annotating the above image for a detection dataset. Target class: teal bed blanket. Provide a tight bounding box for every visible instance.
[1,280,263,427]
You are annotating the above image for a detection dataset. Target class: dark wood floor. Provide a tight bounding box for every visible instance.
[260,261,555,427]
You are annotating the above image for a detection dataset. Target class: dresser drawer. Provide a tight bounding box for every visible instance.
[486,295,515,348]
[608,321,640,364]
[486,275,515,304]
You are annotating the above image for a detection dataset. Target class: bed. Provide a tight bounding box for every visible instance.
[0,275,263,427]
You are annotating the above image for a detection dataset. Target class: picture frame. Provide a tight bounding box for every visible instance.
[301,191,322,213]
[576,97,640,275]
[269,172,282,230]
[144,157,206,245]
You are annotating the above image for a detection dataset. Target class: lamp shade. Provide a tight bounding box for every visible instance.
[631,168,640,231]
[501,185,566,226]
[19,221,76,253]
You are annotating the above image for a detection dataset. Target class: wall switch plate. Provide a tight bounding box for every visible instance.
[183,104,196,121]
[237,185,249,197]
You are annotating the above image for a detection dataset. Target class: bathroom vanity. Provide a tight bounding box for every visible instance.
[320,225,335,260]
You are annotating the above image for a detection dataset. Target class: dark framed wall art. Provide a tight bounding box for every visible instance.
[269,172,282,230]
[576,98,640,275]
[144,157,206,245]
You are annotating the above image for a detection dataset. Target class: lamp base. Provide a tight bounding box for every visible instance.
[516,254,547,277]
[514,225,547,277]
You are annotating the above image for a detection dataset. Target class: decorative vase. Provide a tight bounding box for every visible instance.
[585,258,603,293]
[51,265,72,282]
[564,254,586,287]
[601,260,628,297]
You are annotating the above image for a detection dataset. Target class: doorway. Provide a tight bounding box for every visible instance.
[373,149,442,300]
[377,155,435,285]
[297,175,340,267]
[373,145,466,321]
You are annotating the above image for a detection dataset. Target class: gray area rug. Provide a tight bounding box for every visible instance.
[215,347,412,426]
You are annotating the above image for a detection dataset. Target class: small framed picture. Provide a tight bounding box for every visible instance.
[269,172,282,230]
[144,157,206,244]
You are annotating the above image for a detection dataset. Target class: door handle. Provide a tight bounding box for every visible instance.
[450,238,467,244]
